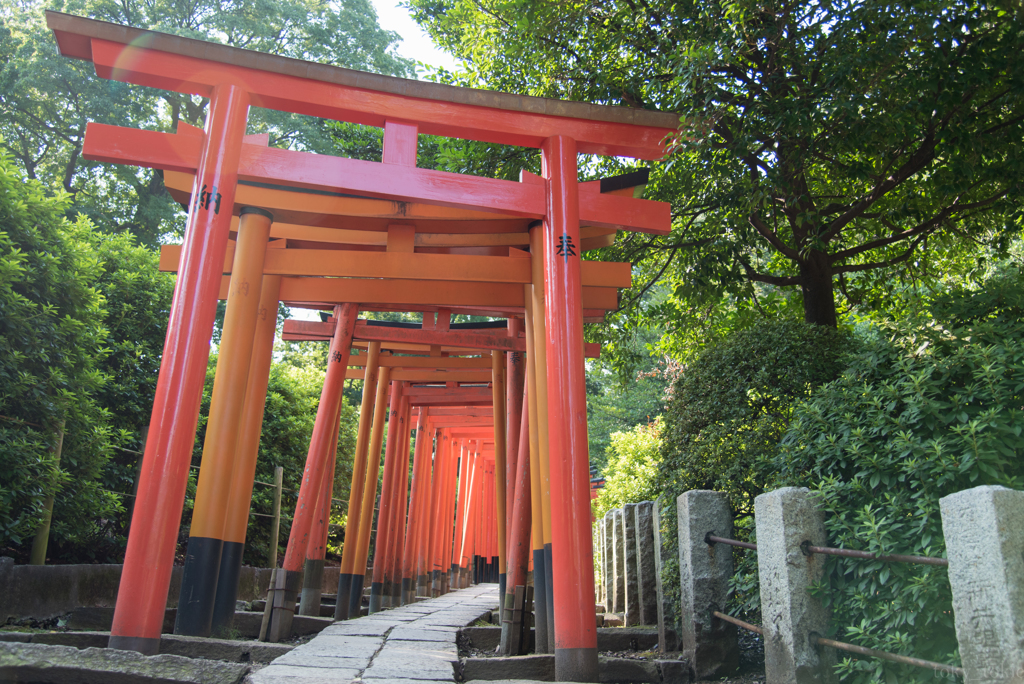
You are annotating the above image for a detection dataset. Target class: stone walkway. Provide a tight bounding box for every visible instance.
[249,585,499,684]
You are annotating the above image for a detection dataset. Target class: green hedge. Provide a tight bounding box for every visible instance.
[773,266,1024,682]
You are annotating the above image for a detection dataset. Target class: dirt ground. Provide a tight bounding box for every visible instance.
[460,626,766,683]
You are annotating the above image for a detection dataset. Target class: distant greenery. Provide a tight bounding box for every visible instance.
[659,319,854,516]
[592,419,662,521]
[767,265,1024,682]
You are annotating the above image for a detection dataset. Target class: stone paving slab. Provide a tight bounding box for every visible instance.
[249,584,499,684]
[387,629,458,643]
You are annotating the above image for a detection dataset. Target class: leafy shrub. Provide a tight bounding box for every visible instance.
[654,319,854,639]
[660,319,854,515]
[774,267,1024,682]
[593,419,663,520]
[0,147,118,557]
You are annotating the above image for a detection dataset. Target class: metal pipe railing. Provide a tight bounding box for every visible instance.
[712,611,964,678]
[801,541,948,567]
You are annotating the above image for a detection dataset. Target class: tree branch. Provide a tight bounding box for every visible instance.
[749,212,801,261]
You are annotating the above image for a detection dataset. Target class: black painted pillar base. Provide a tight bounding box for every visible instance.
[401,577,412,605]
[498,572,507,606]
[391,576,403,606]
[108,635,160,655]
[298,558,325,616]
[544,543,555,652]
[334,573,354,620]
[211,540,244,636]
[532,548,549,654]
[555,647,600,682]
[368,581,384,613]
[174,536,224,637]
[348,573,364,617]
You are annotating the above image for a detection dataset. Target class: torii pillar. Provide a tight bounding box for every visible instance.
[542,136,599,681]
[108,84,250,655]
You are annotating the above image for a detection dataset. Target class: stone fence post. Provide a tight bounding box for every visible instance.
[652,496,679,653]
[678,490,738,678]
[634,502,659,626]
[754,487,835,684]
[623,503,641,626]
[940,485,1024,684]
[612,508,626,614]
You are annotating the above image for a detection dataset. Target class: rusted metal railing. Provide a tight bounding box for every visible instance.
[712,611,964,678]
[800,541,948,567]
[704,534,947,567]
[705,534,757,551]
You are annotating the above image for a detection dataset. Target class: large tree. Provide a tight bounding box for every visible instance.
[0,0,414,244]
[409,0,1024,328]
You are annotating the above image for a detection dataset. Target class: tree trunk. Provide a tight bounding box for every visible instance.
[799,253,837,327]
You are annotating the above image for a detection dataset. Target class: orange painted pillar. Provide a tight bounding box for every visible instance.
[388,393,412,607]
[428,430,450,595]
[461,448,480,583]
[298,403,342,615]
[401,408,429,603]
[334,341,381,620]
[506,320,526,536]
[542,135,598,681]
[529,225,556,652]
[524,287,551,652]
[440,441,459,594]
[501,388,532,648]
[420,426,440,596]
[272,303,357,638]
[349,366,392,616]
[176,207,272,638]
[210,273,281,634]
[109,83,250,655]
[451,440,469,586]
[369,381,404,613]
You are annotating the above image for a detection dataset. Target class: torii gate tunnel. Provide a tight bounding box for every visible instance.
[45,11,677,681]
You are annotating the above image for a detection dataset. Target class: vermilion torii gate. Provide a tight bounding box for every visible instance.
[46,10,677,680]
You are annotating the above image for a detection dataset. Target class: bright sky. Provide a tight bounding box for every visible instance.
[369,0,463,73]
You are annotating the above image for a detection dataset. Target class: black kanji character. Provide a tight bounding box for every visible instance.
[197,184,223,214]
[555,234,577,260]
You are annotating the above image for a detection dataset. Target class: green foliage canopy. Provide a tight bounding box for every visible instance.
[0,0,414,244]
[409,0,1024,333]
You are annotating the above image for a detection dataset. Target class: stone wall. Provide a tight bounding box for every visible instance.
[0,559,340,623]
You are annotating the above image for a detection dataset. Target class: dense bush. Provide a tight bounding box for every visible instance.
[660,319,854,515]
[773,267,1024,682]
[0,148,119,558]
[593,419,663,520]
[652,319,854,646]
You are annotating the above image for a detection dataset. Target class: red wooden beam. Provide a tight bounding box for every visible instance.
[47,14,679,160]
[280,320,601,358]
[83,123,670,234]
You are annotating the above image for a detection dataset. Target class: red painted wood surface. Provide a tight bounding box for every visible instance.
[79,36,674,159]
[109,84,250,649]
[84,123,670,234]
[542,136,600,664]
